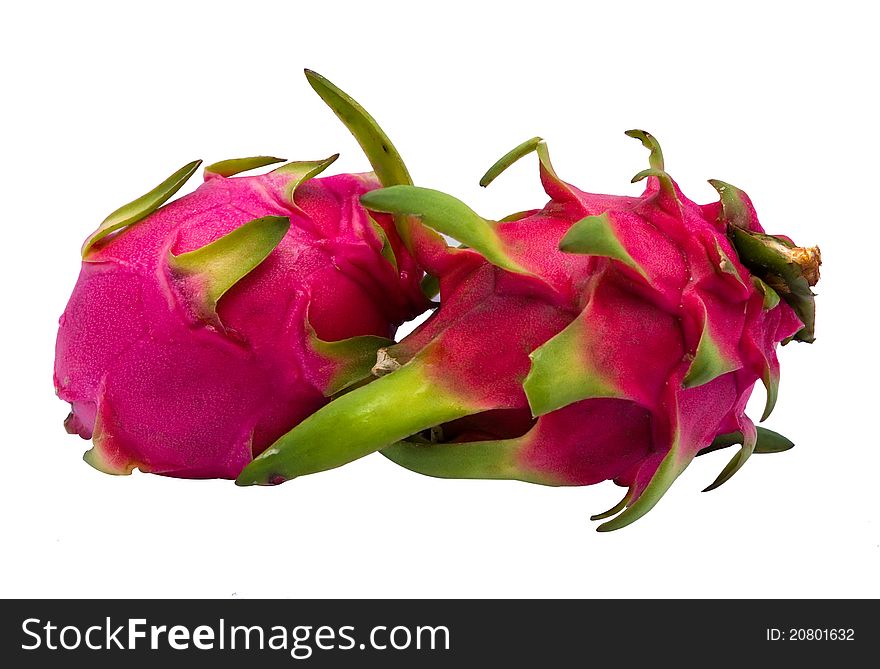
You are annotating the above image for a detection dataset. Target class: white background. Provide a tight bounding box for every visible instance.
[2,1,877,598]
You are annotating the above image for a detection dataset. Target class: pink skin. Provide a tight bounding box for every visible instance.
[54,169,425,478]
[519,399,654,486]
[394,172,802,491]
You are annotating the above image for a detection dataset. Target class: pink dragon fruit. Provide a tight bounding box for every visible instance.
[54,77,428,478]
[236,93,820,530]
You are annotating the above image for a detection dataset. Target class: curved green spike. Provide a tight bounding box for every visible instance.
[697,426,794,457]
[631,168,662,184]
[751,277,781,310]
[369,218,398,271]
[708,179,753,230]
[760,363,779,422]
[631,167,678,199]
[753,425,794,453]
[382,434,560,486]
[168,215,290,321]
[703,418,757,492]
[236,358,479,486]
[523,316,623,417]
[590,489,633,521]
[305,69,411,188]
[360,186,531,276]
[479,137,580,201]
[83,160,202,257]
[204,156,286,178]
[559,213,649,279]
[628,131,680,206]
[274,154,339,201]
[625,130,664,170]
[682,306,740,389]
[308,325,393,397]
[597,446,691,532]
[304,69,448,266]
[479,136,543,187]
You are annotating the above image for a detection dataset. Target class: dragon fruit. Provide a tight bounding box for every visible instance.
[54,77,428,478]
[236,94,820,530]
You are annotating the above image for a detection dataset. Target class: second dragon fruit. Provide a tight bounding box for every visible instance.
[237,86,820,530]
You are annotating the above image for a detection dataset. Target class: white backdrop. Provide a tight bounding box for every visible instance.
[2,0,877,598]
